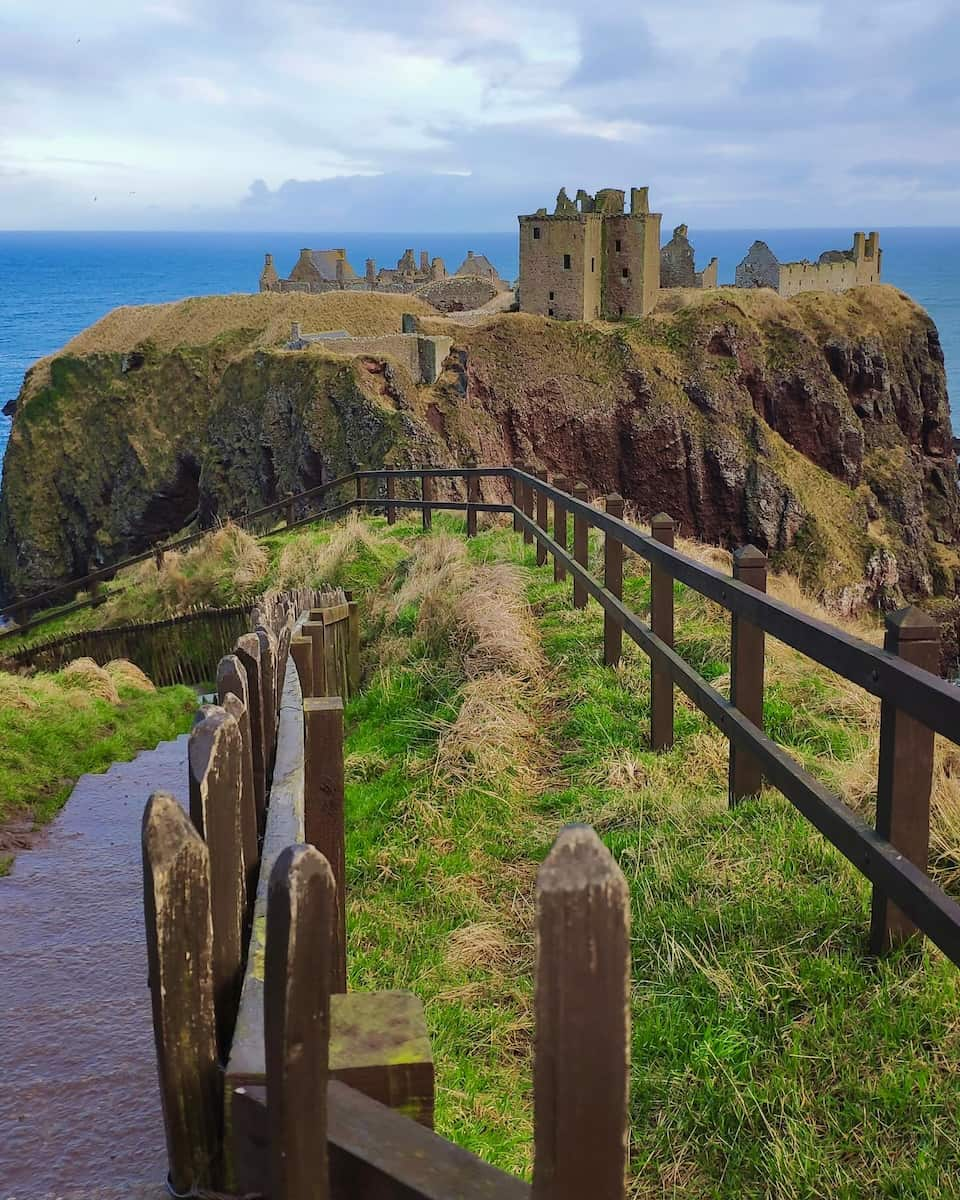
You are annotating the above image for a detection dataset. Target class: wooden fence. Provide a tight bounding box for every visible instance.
[143,581,629,1198]
[0,604,255,686]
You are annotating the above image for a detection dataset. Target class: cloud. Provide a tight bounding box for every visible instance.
[0,0,958,229]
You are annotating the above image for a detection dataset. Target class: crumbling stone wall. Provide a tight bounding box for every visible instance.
[660,225,696,287]
[735,241,781,290]
[417,275,501,313]
[286,326,453,384]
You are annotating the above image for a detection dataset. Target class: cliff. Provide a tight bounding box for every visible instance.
[1,286,956,614]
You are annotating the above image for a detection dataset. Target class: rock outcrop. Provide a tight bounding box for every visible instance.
[1,286,956,614]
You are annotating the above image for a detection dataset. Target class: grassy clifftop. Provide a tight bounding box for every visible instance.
[1,285,955,615]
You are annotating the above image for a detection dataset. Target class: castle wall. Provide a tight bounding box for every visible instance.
[696,257,719,289]
[288,331,453,384]
[602,212,661,319]
[518,214,601,320]
[777,240,882,297]
[416,275,500,313]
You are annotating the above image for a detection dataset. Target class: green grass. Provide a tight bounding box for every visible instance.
[0,677,197,834]
[340,515,960,1197]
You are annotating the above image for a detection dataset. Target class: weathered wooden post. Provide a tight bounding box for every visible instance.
[265,845,335,1200]
[870,606,940,954]
[154,545,165,572]
[189,710,246,1060]
[650,513,676,752]
[553,476,569,583]
[286,494,296,528]
[257,626,279,774]
[572,482,589,609]
[522,466,535,545]
[347,600,361,696]
[236,633,267,824]
[356,474,364,505]
[304,696,347,993]
[604,494,624,668]
[535,468,549,566]
[729,545,767,806]
[142,793,221,1194]
[290,635,314,699]
[385,473,396,525]
[215,660,259,910]
[220,690,258,914]
[512,461,523,534]
[302,619,328,697]
[422,473,433,531]
[532,825,630,1200]
[466,474,480,537]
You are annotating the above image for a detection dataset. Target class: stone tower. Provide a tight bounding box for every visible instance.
[517,186,662,321]
[259,252,280,293]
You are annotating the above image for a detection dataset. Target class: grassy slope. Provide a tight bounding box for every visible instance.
[0,673,196,866]
[338,513,960,1198]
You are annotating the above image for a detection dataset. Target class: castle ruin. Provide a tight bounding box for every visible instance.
[259,247,509,297]
[518,186,662,320]
[735,233,882,297]
[660,225,719,290]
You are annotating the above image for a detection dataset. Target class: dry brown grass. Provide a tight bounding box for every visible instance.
[59,658,120,704]
[103,659,155,692]
[24,291,437,396]
[276,514,393,591]
[110,522,268,619]
[0,671,91,711]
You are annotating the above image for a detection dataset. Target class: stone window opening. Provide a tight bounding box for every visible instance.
[549,290,554,300]
[563,253,571,270]
[548,307,555,316]
[615,239,622,252]
[591,257,595,272]
[533,227,541,239]
[621,266,630,278]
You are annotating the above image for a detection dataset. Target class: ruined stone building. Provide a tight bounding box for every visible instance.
[659,225,719,289]
[260,247,509,297]
[735,233,882,297]
[518,186,662,320]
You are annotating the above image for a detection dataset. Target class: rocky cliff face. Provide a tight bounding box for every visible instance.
[1,286,956,613]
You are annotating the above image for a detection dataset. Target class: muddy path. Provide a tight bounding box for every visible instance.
[0,736,188,1199]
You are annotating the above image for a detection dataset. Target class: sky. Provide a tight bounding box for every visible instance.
[1,0,959,231]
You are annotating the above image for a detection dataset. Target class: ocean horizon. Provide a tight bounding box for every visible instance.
[2,227,959,475]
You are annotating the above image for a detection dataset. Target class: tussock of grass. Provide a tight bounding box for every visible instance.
[60,657,120,703]
[108,522,269,622]
[103,659,156,693]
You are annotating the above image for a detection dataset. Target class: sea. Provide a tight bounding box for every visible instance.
[2,228,959,476]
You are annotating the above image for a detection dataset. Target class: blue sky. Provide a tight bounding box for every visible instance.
[1,0,958,230]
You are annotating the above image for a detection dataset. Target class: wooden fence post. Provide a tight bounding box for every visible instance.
[220,691,259,910]
[189,710,246,1061]
[522,466,535,545]
[265,845,335,1200]
[386,473,397,525]
[422,473,433,531]
[650,514,676,752]
[729,545,767,806]
[347,601,361,697]
[236,633,267,825]
[356,475,364,505]
[142,793,221,1194]
[291,635,314,699]
[302,620,328,697]
[257,626,279,774]
[532,825,630,1200]
[217,657,257,869]
[466,474,479,537]
[572,482,589,609]
[536,468,549,566]
[604,494,624,668]
[512,462,523,534]
[286,494,295,528]
[553,476,568,583]
[870,606,939,954]
[304,696,347,993]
